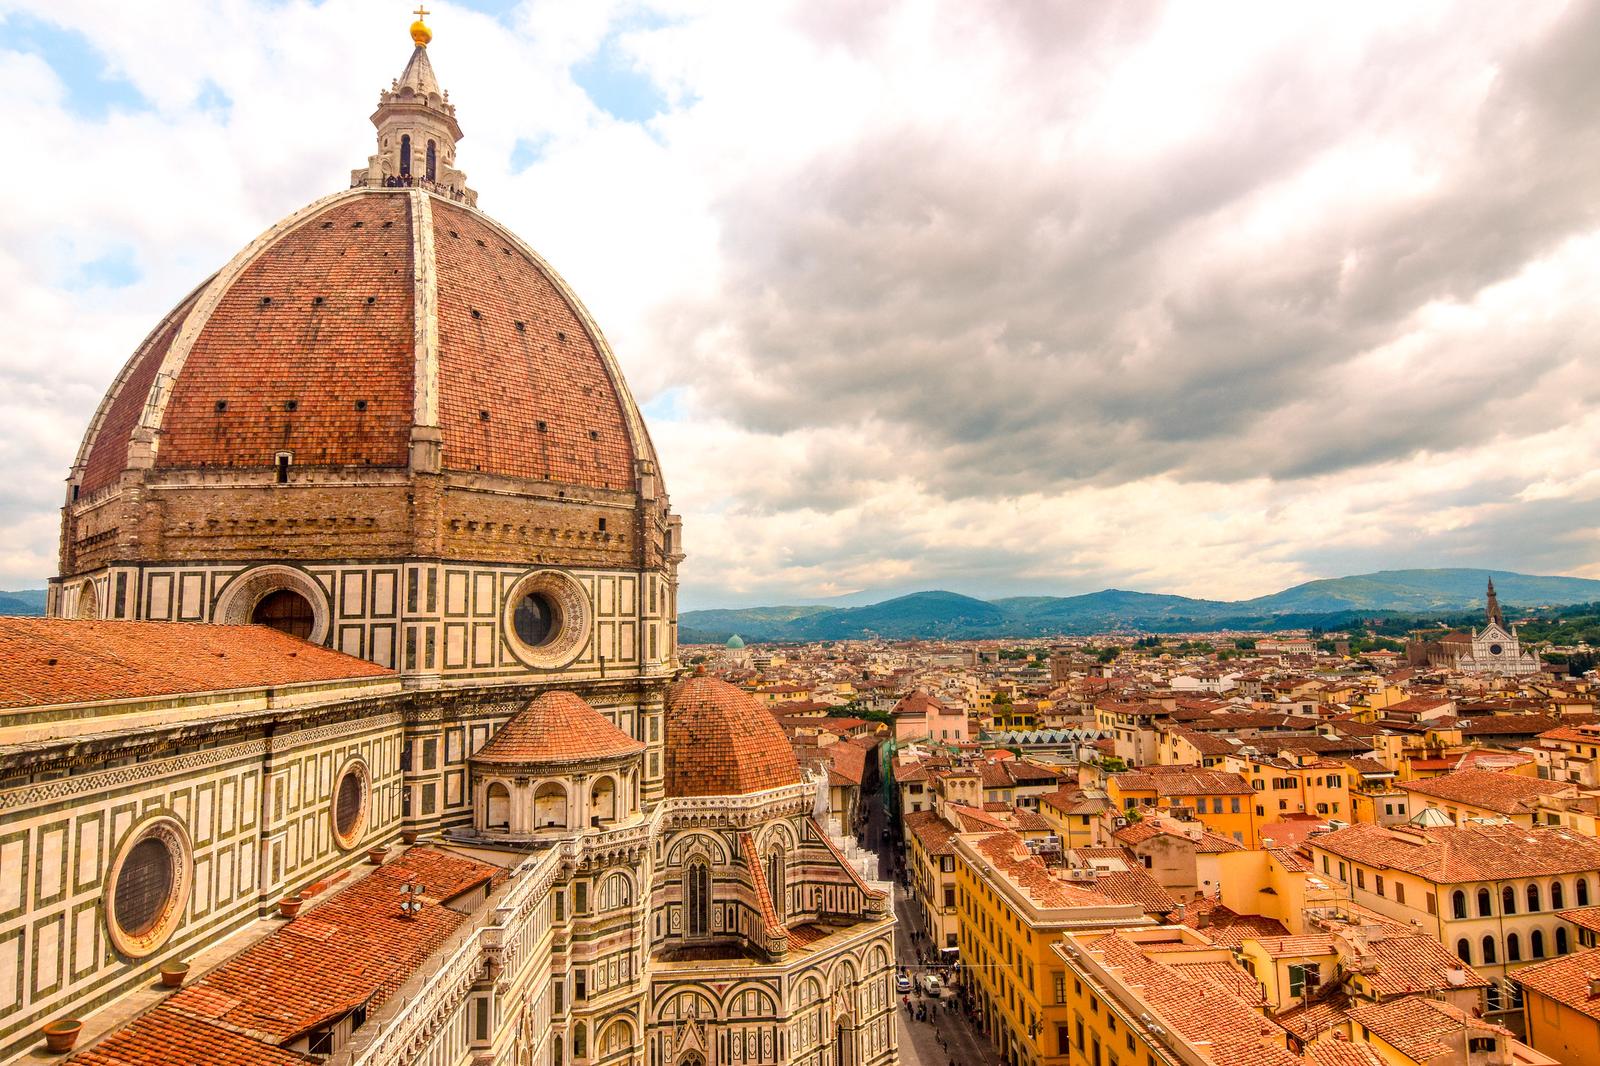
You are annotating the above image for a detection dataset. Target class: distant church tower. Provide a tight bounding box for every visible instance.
[1459,576,1540,676]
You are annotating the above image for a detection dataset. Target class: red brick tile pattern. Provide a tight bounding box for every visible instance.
[157,194,415,471]
[665,676,803,798]
[431,201,635,489]
[472,689,644,766]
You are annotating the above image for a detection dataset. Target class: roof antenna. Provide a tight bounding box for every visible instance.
[399,880,427,920]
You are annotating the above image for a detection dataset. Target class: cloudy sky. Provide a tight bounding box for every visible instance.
[4,0,1600,610]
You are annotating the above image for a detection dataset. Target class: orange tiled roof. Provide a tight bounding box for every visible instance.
[68,848,496,1063]
[1311,822,1600,883]
[665,675,803,797]
[83,189,648,493]
[156,195,415,473]
[1180,900,1290,949]
[1346,996,1510,1062]
[471,690,643,766]
[1361,931,1489,997]
[0,620,392,710]
[1399,767,1574,814]
[1087,933,1302,1065]
[1512,945,1600,1020]
[904,810,958,856]
[67,1005,315,1066]
[1303,1040,1387,1066]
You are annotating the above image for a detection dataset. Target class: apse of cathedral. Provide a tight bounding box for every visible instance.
[0,15,896,1066]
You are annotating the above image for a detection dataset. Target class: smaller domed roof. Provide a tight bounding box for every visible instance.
[726,634,745,649]
[474,690,643,768]
[666,674,803,798]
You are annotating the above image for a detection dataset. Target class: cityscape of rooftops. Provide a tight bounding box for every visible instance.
[3,4,1600,1066]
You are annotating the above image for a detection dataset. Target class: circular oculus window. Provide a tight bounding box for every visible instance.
[331,758,372,850]
[502,570,591,668]
[105,816,193,959]
[1489,643,1504,656]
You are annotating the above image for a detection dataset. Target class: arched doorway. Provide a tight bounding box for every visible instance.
[252,589,315,639]
[834,1020,854,1066]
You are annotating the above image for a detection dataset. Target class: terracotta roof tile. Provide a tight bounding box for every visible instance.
[1512,945,1600,1020]
[67,1006,315,1066]
[471,690,643,766]
[1311,822,1600,883]
[665,675,803,797]
[159,194,415,471]
[67,848,496,1063]
[432,201,634,488]
[1346,997,1511,1062]
[1399,768,1574,815]
[0,620,392,711]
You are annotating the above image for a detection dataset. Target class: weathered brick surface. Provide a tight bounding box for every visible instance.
[431,200,635,489]
[157,194,416,471]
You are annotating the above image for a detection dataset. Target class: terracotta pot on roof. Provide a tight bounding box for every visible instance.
[159,961,190,988]
[41,1019,81,1053]
[368,845,389,865]
[277,897,303,919]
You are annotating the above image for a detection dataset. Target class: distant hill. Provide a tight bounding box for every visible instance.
[0,589,46,616]
[679,569,1600,643]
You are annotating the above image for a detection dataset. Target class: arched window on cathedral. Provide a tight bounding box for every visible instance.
[400,134,411,179]
[835,1021,854,1066]
[485,782,510,830]
[686,861,710,937]
[534,782,567,829]
[572,1023,585,1060]
[767,848,786,921]
[427,139,437,182]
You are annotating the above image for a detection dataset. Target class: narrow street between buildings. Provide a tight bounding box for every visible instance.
[863,782,996,1066]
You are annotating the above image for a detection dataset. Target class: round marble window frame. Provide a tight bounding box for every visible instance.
[502,569,591,669]
[331,756,372,851]
[104,814,194,960]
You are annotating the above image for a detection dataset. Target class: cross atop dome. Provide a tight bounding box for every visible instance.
[349,10,476,205]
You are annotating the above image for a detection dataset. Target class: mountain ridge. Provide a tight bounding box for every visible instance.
[680,569,1600,643]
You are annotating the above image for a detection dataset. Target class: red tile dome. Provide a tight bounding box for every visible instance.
[665,675,803,798]
[72,189,654,496]
[473,690,644,768]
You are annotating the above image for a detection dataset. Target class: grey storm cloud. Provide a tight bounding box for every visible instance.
[663,0,1600,509]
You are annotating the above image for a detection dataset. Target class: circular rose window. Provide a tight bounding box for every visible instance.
[105,816,192,958]
[1489,643,1504,656]
[502,570,591,668]
[331,758,371,850]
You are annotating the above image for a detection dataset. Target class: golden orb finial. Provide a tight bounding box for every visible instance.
[410,6,432,46]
